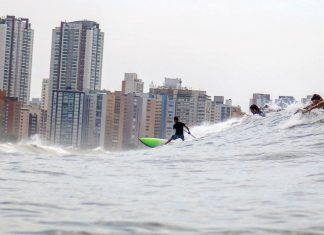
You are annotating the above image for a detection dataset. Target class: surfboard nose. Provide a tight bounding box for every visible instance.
[139,138,166,148]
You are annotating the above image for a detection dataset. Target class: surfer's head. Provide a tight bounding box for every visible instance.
[250,104,261,114]
[311,94,323,104]
[174,116,179,123]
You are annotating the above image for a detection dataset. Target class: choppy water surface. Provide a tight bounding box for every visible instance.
[1,108,324,235]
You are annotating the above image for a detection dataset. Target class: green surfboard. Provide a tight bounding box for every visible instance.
[139,138,166,148]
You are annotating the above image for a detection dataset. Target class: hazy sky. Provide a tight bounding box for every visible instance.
[3,0,324,111]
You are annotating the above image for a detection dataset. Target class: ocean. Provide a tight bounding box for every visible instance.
[1,106,324,235]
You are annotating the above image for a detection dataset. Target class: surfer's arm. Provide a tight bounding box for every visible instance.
[297,103,314,114]
[303,101,324,113]
[184,125,190,134]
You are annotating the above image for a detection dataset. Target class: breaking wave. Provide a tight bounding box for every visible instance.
[1,105,324,234]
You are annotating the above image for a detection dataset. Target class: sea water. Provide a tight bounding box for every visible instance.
[1,108,324,234]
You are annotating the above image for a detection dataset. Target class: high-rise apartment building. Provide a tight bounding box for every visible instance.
[49,90,85,147]
[0,16,34,104]
[122,73,144,95]
[47,20,104,147]
[49,20,104,92]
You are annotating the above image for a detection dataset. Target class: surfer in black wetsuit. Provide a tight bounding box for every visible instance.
[165,116,190,144]
[250,104,266,117]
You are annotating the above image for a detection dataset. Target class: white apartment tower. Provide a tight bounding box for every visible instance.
[0,16,34,104]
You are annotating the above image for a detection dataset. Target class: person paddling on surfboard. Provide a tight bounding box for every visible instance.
[165,116,190,145]
[301,94,324,113]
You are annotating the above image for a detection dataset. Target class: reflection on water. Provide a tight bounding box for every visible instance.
[1,109,324,234]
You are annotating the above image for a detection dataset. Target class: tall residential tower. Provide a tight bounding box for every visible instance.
[49,20,104,92]
[47,20,104,147]
[0,16,34,104]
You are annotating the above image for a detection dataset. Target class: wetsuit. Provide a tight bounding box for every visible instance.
[172,122,186,141]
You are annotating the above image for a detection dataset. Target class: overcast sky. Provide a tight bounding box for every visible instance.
[3,0,324,111]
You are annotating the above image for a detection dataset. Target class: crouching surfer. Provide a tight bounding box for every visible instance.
[165,116,191,145]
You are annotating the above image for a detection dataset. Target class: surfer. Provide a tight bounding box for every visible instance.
[295,94,323,114]
[302,94,324,113]
[165,116,191,144]
[250,104,266,117]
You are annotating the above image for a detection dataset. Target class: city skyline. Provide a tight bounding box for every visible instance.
[3,0,324,111]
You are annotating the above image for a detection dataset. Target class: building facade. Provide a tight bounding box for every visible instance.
[123,93,143,149]
[18,107,30,140]
[104,91,125,150]
[0,90,22,141]
[0,16,34,104]
[82,92,106,149]
[104,91,144,150]
[48,90,85,147]
[140,94,163,139]
[28,112,38,137]
[140,94,176,139]
[210,97,231,123]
